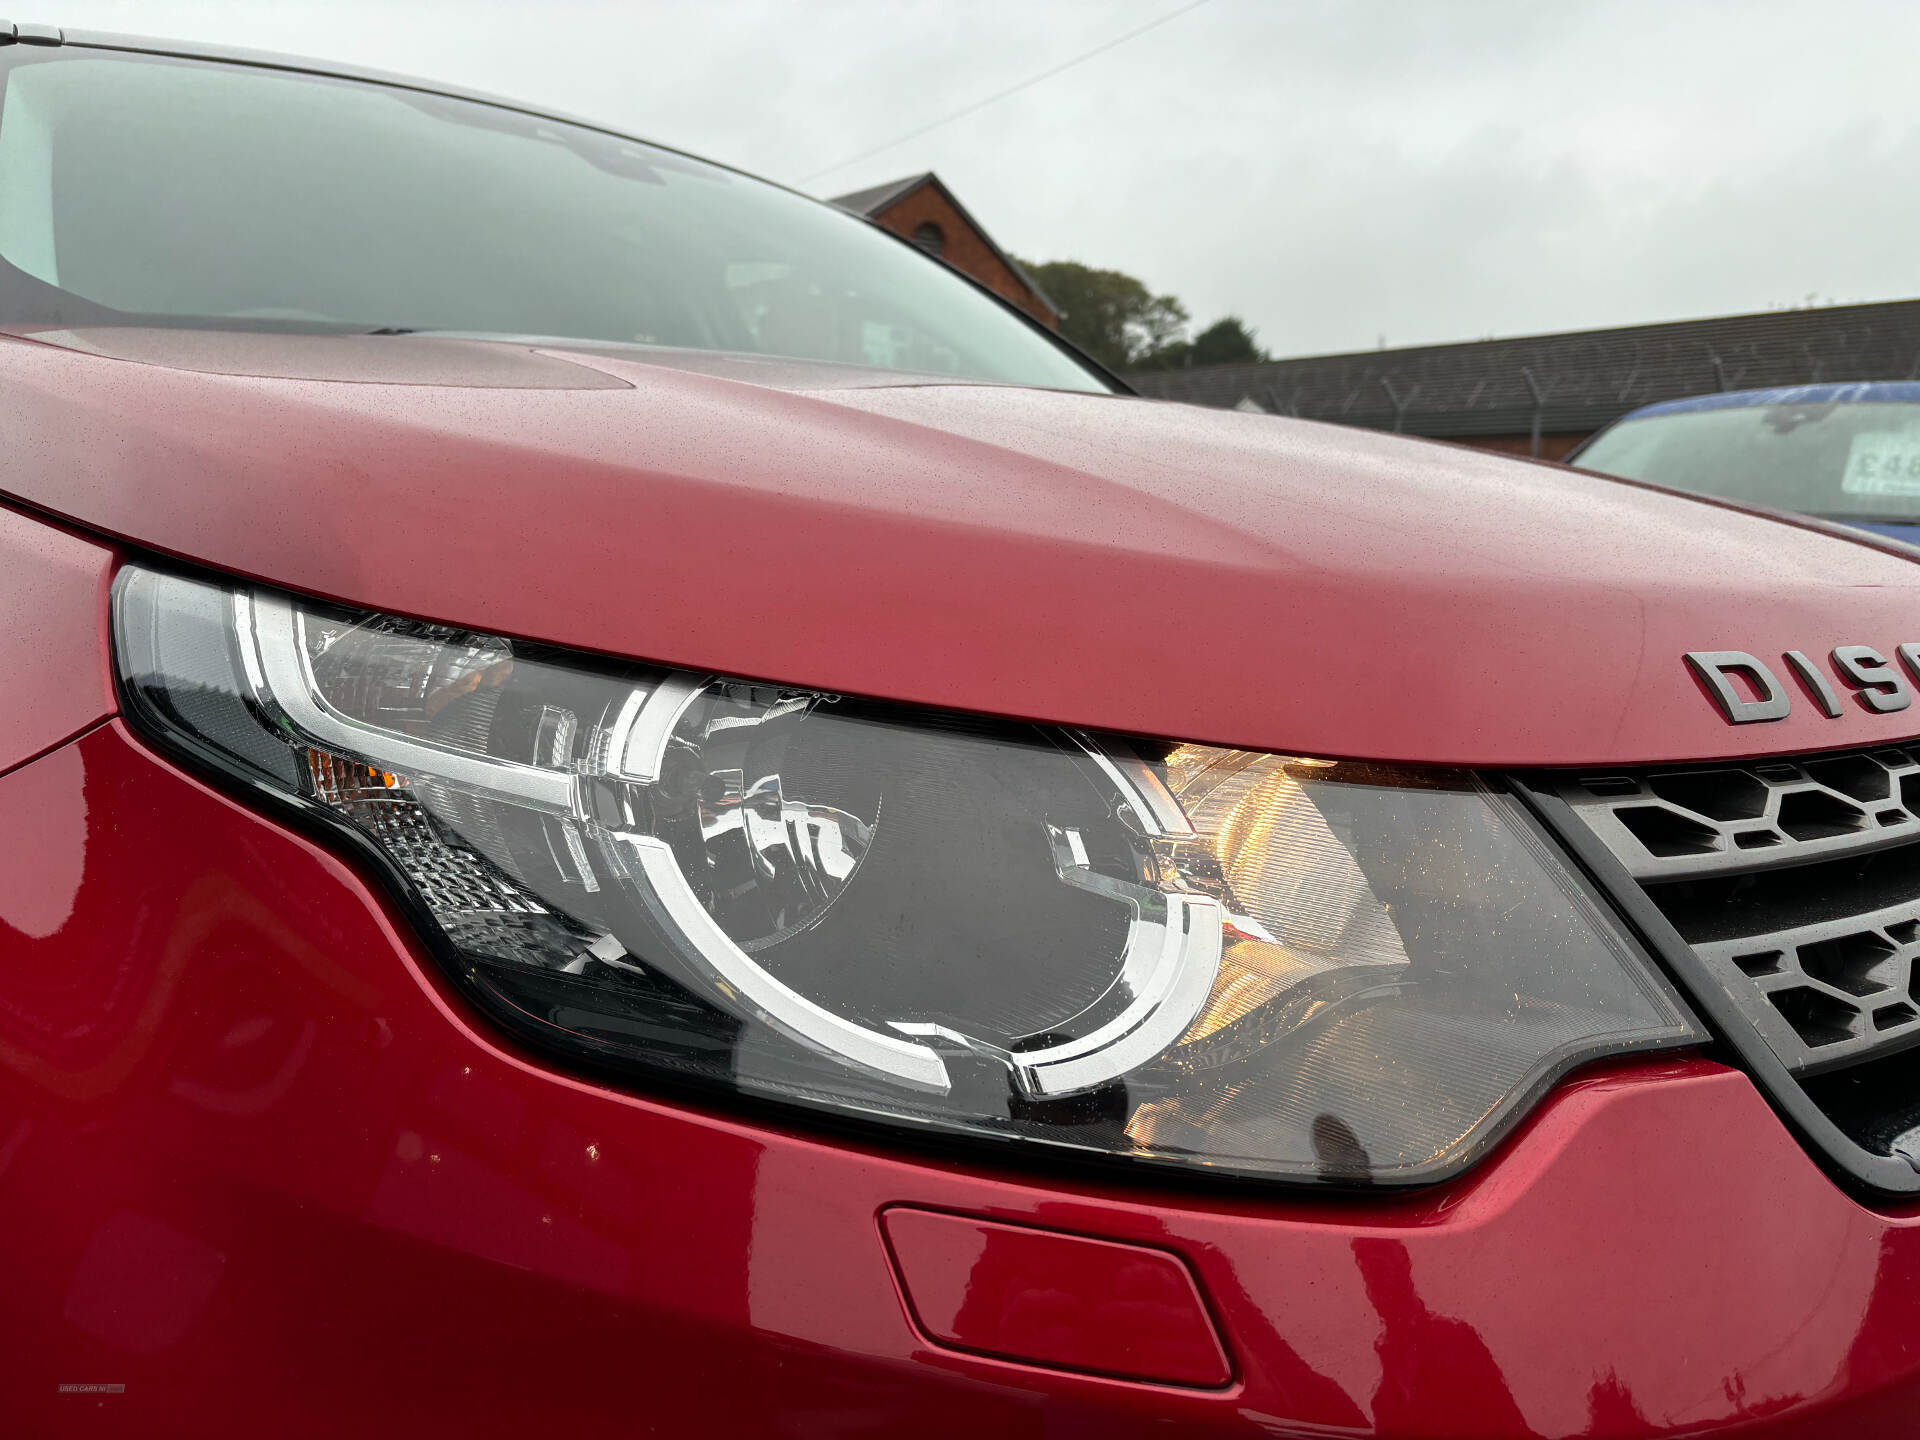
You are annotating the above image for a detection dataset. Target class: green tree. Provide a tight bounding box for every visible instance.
[1017,258,1190,373]
[1190,316,1269,366]
[1018,258,1271,371]
[1130,316,1270,371]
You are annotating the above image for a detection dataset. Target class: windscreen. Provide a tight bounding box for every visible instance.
[0,47,1103,392]
[1576,397,1920,522]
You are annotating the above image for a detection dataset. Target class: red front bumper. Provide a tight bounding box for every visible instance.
[4,720,1919,1438]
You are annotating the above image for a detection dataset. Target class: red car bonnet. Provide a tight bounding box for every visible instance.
[2,326,1916,768]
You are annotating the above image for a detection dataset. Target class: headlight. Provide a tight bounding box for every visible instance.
[113,564,1699,1185]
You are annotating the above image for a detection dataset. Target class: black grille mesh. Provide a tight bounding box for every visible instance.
[1690,902,1920,1073]
[1540,747,1920,1186]
[1552,748,1920,881]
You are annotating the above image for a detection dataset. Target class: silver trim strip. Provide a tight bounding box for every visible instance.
[1070,730,1194,837]
[237,590,576,814]
[609,672,708,783]
[1014,893,1222,1097]
[624,834,952,1093]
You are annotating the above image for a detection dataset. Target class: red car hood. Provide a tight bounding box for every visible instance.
[2,327,1916,768]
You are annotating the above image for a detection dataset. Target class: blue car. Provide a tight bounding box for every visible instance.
[1572,381,1920,545]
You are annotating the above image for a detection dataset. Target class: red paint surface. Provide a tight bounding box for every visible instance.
[881,1207,1232,1387]
[0,499,115,776]
[1,720,1919,1436]
[4,329,1920,768]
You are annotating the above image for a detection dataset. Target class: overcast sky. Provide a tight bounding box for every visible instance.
[42,0,1920,358]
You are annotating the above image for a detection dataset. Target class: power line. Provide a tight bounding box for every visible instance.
[796,0,1214,187]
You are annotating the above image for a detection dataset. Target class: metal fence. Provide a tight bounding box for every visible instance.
[1129,300,1920,455]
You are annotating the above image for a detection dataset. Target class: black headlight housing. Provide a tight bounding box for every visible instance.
[114,562,1700,1186]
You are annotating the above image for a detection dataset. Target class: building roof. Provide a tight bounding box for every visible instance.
[828,174,931,218]
[828,171,1058,316]
[1127,298,1920,438]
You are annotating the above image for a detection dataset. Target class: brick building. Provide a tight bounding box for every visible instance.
[1129,298,1920,460]
[832,172,1058,329]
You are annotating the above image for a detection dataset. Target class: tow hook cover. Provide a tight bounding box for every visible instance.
[879,1207,1231,1388]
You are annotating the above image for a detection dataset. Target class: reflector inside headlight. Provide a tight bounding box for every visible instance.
[114,565,1698,1184]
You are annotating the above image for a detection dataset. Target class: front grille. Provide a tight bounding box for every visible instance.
[1554,748,1920,882]
[1691,902,1920,1073]
[1527,747,1920,1192]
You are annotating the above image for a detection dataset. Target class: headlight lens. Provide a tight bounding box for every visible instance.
[114,565,1698,1184]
